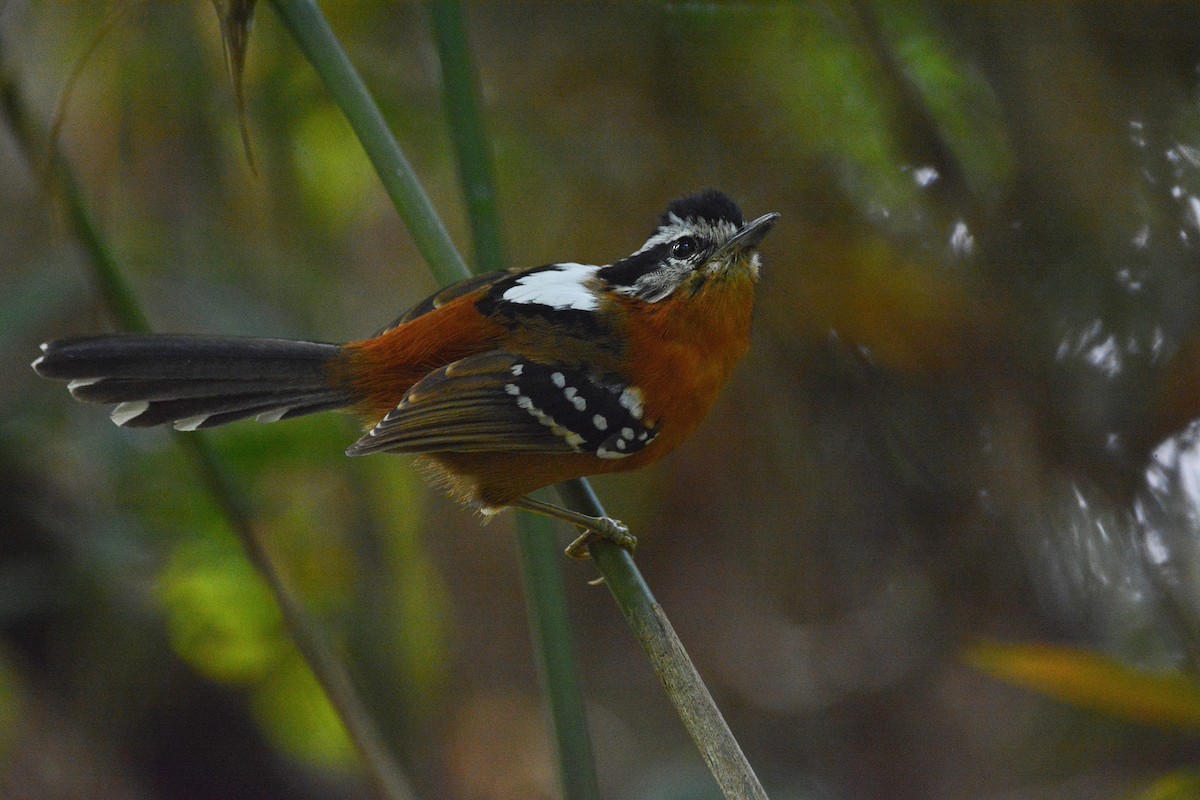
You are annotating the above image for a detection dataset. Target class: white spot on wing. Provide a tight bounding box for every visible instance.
[509,382,585,452]
[502,263,600,311]
[174,415,209,432]
[619,387,645,419]
[552,424,585,448]
[592,414,608,431]
[111,401,149,427]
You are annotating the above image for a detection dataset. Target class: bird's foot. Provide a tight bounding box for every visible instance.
[563,517,637,559]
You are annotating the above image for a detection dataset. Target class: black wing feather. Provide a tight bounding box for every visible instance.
[374,271,508,335]
[346,352,658,459]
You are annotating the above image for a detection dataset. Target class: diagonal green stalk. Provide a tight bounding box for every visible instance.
[0,65,417,800]
[556,482,769,800]
[268,0,470,286]
[426,4,600,798]
[263,2,770,797]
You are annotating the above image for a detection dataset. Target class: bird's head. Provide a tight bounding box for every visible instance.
[599,190,780,303]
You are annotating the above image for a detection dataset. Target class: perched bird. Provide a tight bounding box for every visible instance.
[33,190,779,555]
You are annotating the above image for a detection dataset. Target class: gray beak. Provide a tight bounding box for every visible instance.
[713,212,781,260]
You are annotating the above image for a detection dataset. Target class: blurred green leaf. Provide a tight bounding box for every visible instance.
[1134,771,1200,800]
[967,641,1200,730]
[292,102,379,232]
[158,538,288,685]
[253,649,356,768]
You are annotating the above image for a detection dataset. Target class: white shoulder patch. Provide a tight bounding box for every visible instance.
[501,263,601,311]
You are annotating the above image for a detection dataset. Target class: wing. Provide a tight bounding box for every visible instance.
[346,351,658,458]
[377,262,615,342]
[374,271,508,336]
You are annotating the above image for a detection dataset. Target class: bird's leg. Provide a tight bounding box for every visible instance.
[509,497,637,558]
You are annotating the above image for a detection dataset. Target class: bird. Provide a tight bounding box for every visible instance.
[32,189,779,556]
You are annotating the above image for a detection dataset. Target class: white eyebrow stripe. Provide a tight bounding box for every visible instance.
[502,263,601,311]
[631,219,685,255]
[630,215,741,256]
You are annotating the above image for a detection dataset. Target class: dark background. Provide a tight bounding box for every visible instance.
[3,3,1200,799]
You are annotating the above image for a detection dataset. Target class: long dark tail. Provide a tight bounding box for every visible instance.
[32,335,358,430]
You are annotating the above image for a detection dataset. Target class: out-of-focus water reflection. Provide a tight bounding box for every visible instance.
[949,219,974,257]
[1026,423,1200,671]
[1136,425,1200,657]
[1027,480,1161,658]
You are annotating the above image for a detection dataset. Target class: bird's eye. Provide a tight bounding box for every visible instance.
[671,237,698,259]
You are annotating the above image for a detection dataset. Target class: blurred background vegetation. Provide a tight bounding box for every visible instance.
[5,2,1200,798]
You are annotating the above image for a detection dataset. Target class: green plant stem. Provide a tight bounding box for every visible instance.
[426,0,506,275]
[425,3,600,797]
[515,508,602,800]
[0,65,416,800]
[177,438,418,800]
[268,0,471,286]
[556,483,770,800]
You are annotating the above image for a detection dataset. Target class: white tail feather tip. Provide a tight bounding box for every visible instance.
[111,401,150,427]
[67,377,103,395]
[173,415,209,432]
[256,408,289,424]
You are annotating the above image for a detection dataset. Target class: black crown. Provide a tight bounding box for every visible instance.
[662,189,744,228]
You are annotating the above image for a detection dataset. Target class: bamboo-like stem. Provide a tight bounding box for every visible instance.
[177,439,417,800]
[0,65,417,800]
[514,506,603,800]
[426,0,506,275]
[556,483,770,800]
[425,3,601,797]
[268,0,471,287]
